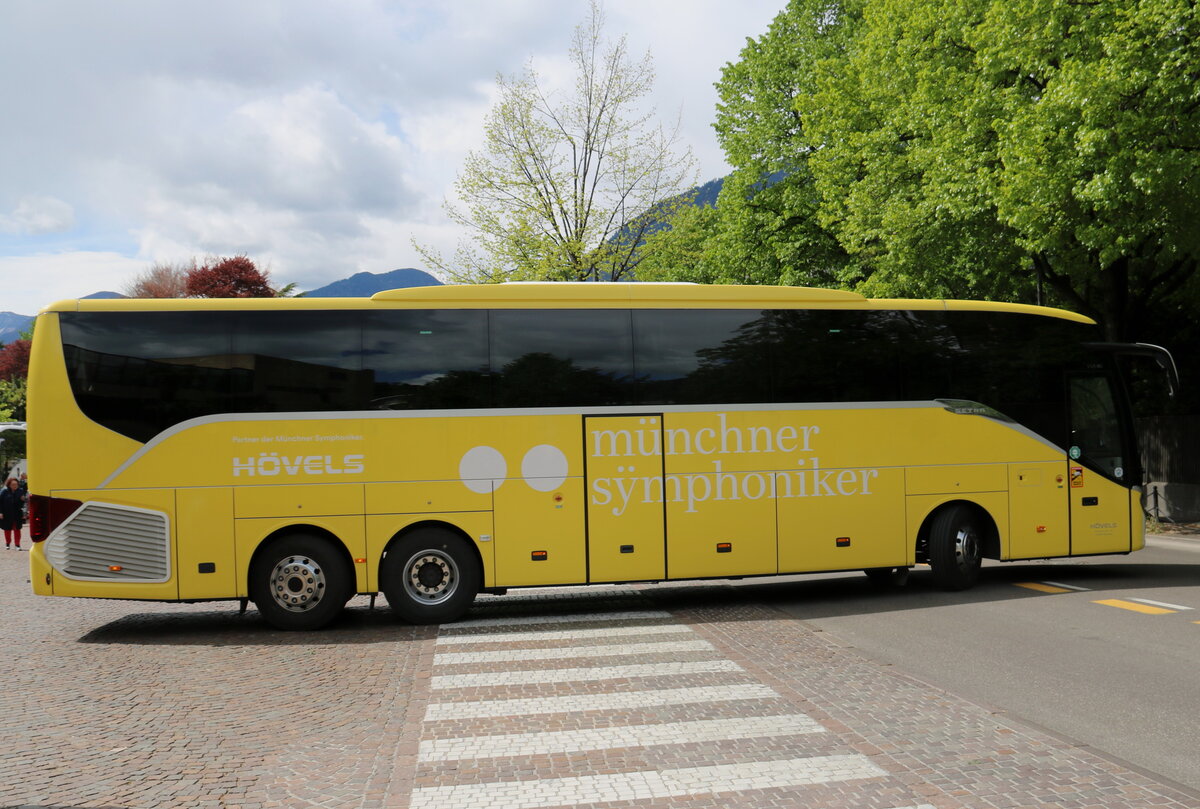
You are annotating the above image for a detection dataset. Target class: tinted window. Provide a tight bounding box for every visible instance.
[365,309,489,409]
[61,312,235,442]
[232,311,369,413]
[490,309,634,407]
[633,310,772,404]
[59,305,1102,448]
[1070,374,1125,480]
[903,312,1097,447]
[772,310,903,402]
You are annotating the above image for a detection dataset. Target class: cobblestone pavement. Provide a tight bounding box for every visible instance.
[3,548,1199,809]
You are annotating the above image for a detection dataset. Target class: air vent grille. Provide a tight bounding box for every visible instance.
[45,503,170,582]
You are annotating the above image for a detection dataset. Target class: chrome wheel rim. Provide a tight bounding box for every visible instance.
[403,549,458,605]
[954,526,981,570]
[268,555,326,613]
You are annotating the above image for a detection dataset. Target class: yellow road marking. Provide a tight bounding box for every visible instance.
[1093,598,1176,615]
[1015,582,1072,594]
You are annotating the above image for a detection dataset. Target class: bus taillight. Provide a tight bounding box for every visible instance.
[29,494,82,542]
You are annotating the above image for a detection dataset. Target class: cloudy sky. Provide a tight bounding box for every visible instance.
[0,0,784,316]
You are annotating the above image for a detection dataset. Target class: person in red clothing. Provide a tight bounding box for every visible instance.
[1,477,25,549]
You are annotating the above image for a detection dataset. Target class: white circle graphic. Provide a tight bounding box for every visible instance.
[521,444,568,492]
[459,446,507,494]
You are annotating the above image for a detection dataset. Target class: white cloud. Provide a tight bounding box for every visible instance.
[0,196,75,235]
[0,0,785,310]
[0,252,147,315]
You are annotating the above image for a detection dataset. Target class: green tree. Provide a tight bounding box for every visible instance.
[640,0,860,287]
[416,1,696,282]
[0,378,26,422]
[633,203,721,282]
[0,325,33,423]
[801,0,1200,338]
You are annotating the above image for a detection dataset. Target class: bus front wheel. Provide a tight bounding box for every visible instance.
[928,504,983,590]
[249,534,353,631]
[381,528,480,624]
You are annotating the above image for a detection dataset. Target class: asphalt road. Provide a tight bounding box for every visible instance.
[4,536,1199,807]
[756,535,1200,792]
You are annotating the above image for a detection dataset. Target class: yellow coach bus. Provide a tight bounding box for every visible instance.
[25,283,1176,630]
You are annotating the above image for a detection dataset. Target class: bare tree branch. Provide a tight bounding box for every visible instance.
[413,0,696,282]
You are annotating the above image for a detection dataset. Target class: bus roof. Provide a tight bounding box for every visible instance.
[41,282,1096,325]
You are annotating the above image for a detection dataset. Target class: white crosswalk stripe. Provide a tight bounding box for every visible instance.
[435,623,693,645]
[409,755,887,809]
[424,683,778,721]
[418,714,825,761]
[449,609,673,629]
[433,637,712,664]
[415,605,891,806]
[431,659,743,689]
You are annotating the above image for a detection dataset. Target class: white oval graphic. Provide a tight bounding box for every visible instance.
[459,446,507,494]
[521,444,568,492]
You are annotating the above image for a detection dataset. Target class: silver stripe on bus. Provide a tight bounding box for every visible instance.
[96,400,1064,489]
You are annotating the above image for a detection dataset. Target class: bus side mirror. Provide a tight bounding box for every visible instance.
[1085,342,1180,397]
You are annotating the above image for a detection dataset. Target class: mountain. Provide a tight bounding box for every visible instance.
[0,312,34,345]
[2,291,125,332]
[303,269,442,297]
[692,176,724,207]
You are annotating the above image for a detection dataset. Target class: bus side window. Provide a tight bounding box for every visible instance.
[60,311,235,442]
[365,309,490,410]
[632,310,772,405]
[232,311,368,413]
[490,309,635,407]
[772,309,902,403]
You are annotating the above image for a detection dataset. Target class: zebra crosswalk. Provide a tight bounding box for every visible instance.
[411,600,922,808]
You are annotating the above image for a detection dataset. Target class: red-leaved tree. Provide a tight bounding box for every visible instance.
[124,261,193,298]
[0,339,31,381]
[185,255,276,298]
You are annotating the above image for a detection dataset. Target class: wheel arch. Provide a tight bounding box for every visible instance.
[915,499,1002,563]
[247,523,356,595]
[381,519,484,577]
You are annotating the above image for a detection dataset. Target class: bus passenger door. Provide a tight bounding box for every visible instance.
[1067,374,1133,555]
[584,416,666,583]
[662,412,778,579]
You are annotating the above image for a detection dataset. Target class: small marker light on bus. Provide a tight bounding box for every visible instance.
[531,550,548,561]
[716,543,732,553]
[1036,526,1047,533]
[355,557,367,564]
[836,537,851,547]
[108,565,123,572]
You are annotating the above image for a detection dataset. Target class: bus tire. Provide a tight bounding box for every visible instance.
[381,528,480,625]
[928,504,983,590]
[249,533,353,631]
[863,566,909,587]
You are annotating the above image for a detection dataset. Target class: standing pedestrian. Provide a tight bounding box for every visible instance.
[17,473,28,521]
[1,477,24,549]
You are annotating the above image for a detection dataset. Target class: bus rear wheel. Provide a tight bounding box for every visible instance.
[928,504,983,591]
[381,528,480,624]
[249,533,353,631]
